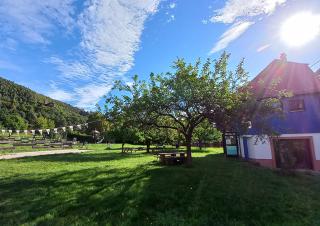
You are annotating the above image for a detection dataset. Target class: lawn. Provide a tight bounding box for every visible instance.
[0,144,320,226]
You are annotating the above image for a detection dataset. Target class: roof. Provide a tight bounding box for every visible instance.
[249,59,320,98]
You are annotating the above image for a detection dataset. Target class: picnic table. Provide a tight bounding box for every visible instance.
[157,152,186,165]
[0,146,16,151]
[0,140,13,144]
[123,147,145,153]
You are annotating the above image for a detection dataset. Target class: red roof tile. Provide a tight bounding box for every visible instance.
[249,59,320,98]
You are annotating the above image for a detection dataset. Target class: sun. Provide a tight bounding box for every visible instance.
[280,12,320,47]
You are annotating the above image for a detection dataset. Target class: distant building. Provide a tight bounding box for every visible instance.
[240,54,320,170]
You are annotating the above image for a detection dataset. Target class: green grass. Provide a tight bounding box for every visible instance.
[0,142,161,155]
[0,144,320,226]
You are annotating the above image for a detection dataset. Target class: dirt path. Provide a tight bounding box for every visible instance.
[0,149,91,160]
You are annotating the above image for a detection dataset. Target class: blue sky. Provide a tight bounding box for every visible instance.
[0,0,320,109]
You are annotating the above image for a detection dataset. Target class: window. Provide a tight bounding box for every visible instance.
[271,100,283,110]
[288,99,305,112]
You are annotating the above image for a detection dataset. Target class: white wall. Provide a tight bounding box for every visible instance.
[240,133,320,160]
[239,137,245,158]
[239,136,272,159]
[247,136,272,159]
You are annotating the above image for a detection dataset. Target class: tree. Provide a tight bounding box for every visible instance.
[106,124,139,152]
[35,116,55,129]
[0,77,88,129]
[3,114,28,130]
[137,127,177,153]
[193,119,222,150]
[106,52,283,165]
[86,112,110,135]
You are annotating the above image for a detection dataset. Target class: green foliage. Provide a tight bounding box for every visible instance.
[86,112,110,134]
[67,132,94,143]
[2,114,28,130]
[193,119,222,145]
[106,125,139,146]
[0,77,88,129]
[137,127,178,145]
[35,116,55,129]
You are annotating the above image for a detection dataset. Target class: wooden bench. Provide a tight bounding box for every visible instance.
[13,143,33,147]
[62,142,73,149]
[35,140,46,144]
[0,141,13,144]
[49,143,63,148]
[0,146,16,151]
[20,140,31,144]
[123,148,134,153]
[32,145,46,149]
[123,147,145,153]
[157,152,186,165]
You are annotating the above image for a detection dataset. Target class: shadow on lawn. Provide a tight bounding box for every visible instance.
[1,153,320,226]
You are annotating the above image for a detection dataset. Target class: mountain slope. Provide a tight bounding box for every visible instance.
[0,77,88,129]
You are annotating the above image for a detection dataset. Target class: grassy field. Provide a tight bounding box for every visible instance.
[0,144,320,226]
[0,143,176,155]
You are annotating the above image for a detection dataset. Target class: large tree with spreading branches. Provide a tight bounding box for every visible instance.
[105,52,283,165]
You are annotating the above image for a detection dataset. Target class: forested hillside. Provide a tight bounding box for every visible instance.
[0,77,88,129]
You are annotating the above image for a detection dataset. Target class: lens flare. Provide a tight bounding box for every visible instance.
[280,12,320,47]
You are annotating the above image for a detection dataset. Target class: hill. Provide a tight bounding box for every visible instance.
[0,77,88,130]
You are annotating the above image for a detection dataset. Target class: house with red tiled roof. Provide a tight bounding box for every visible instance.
[240,54,320,171]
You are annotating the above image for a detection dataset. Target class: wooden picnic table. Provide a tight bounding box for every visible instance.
[123,147,145,153]
[0,141,13,144]
[13,143,33,147]
[0,146,16,151]
[157,152,186,165]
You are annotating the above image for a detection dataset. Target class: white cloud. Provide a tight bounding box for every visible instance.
[1,0,161,109]
[46,0,160,109]
[167,14,175,23]
[47,86,75,102]
[77,0,160,71]
[165,1,176,23]
[211,0,287,24]
[210,21,254,54]
[46,57,93,81]
[209,0,286,53]
[257,43,272,52]
[74,83,113,109]
[0,0,76,44]
[0,38,18,51]
[202,19,209,25]
[169,3,176,9]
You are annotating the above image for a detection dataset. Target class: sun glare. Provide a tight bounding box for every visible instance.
[280,12,320,47]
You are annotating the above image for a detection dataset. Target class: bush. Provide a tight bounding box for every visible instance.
[67,132,93,143]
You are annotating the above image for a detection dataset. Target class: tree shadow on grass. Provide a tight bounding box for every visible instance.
[1,153,320,226]
[0,164,151,226]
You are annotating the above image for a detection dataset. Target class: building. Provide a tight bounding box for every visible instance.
[240,54,320,170]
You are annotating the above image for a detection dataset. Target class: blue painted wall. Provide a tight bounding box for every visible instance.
[249,93,320,134]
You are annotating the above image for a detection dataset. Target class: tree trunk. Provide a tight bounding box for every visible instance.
[199,139,203,151]
[185,135,192,166]
[146,140,150,153]
[121,143,125,153]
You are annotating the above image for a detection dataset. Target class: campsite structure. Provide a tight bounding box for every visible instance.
[240,54,320,170]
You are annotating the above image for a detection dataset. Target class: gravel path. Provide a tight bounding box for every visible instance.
[0,149,91,160]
